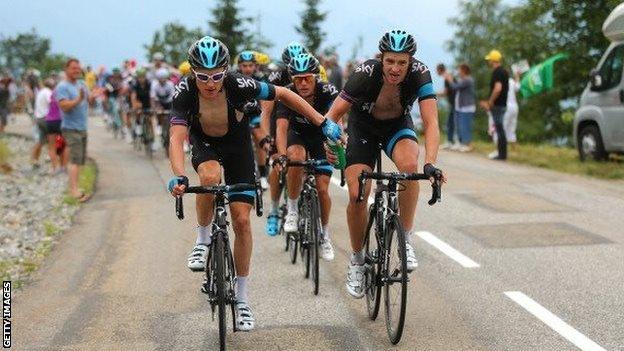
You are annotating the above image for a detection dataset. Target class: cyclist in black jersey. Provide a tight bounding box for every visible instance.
[167,36,340,331]
[235,50,271,190]
[129,68,152,144]
[261,42,309,236]
[323,30,446,298]
[275,53,339,261]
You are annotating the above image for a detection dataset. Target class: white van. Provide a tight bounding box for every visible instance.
[574,3,624,160]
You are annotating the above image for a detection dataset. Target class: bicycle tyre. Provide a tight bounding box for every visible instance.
[310,194,321,295]
[365,206,382,320]
[214,230,227,351]
[384,215,408,345]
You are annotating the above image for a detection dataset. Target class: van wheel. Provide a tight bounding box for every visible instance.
[578,125,607,161]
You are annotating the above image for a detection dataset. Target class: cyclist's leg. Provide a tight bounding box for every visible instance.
[383,121,420,234]
[284,130,306,232]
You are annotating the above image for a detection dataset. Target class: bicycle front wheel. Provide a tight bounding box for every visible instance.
[310,196,321,295]
[384,215,408,345]
[213,230,228,351]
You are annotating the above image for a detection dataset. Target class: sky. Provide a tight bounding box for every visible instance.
[2,0,468,88]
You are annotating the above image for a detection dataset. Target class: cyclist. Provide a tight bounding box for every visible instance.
[103,68,125,133]
[323,30,445,298]
[167,36,339,331]
[275,53,338,261]
[129,68,152,144]
[150,68,176,150]
[235,50,271,190]
[262,41,308,236]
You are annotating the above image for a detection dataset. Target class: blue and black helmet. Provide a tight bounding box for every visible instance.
[379,30,417,56]
[281,41,308,66]
[188,36,230,69]
[287,53,320,76]
[238,50,256,64]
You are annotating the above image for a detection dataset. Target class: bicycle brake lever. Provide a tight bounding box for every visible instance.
[176,195,184,220]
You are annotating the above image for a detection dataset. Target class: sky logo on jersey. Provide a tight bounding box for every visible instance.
[412,61,429,74]
[355,63,374,77]
[172,80,189,99]
[237,77,257,89]
[322,84,338,95]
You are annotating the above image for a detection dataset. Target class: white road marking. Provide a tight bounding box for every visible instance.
[415,231,480,268]
[504,291,606,351]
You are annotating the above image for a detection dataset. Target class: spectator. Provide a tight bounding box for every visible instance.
[480,50,509,160]
[0,76,10,134]
[84,66,97,91]
[31,78,55,168]
[489,69,521,158]
[56,58,93,202]
[447,63,476,152]
[436,64,456,149]
[327,55,343,88]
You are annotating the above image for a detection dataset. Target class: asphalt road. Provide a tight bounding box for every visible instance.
[9,115,624,350]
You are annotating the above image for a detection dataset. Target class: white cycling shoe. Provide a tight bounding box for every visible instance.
[320,239,335,261]
[284,211,298,233]
[187,243,209,272]
[346,263,366,298]
[259,176,269,190]
[235,301,255,331]
[405,242,418,272]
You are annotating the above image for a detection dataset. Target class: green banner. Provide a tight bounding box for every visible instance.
[520,53,569,98]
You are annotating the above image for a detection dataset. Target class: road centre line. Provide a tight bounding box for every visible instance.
[415,231,480,268]
[330,176,480,268]
[504,291,606,351]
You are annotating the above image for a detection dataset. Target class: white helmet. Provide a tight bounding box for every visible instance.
[155,68,170,80]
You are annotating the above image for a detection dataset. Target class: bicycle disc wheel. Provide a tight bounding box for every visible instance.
[365,207,382,320]
[310,198,320,295]
[214,230,227,351]
[384,215,408,345]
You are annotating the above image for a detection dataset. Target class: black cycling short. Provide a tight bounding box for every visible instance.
[287,129,333,176]
[190,134,256,205]
[346,115,418,169]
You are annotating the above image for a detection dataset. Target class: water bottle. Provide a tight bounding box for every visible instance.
[327,139,346,170]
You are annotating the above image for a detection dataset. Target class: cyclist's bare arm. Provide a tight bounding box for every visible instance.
[419,99,440,165]
[169,125,188,177]
[324,96,352,123]
[276,117,289,156]
[260,100,274,135]
[272,86,324,126]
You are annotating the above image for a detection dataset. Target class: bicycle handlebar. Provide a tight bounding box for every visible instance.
[357,171,442,206]
[175,182,263,220]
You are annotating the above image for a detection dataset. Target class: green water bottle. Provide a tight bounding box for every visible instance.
[327,139,346,170]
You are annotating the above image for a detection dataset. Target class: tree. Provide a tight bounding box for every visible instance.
[246,13,273,54]
[0,29,50,75]
[208,0,253,58]
[295,0,327,54]
[446,0,621,142]
[144,22,204,65]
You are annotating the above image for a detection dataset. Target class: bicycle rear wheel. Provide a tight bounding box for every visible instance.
[365,206,382,320]
[143,121,153,159]
[213,230,228,351]
[384,215,408,345]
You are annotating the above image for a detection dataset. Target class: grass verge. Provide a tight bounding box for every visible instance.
[470,140,624,180]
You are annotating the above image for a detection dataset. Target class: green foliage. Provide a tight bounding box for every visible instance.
[446,0,621,142]
[144,22,204,65]
[0,28,50,74]
[295,0,327,54]
[0,139,11,165]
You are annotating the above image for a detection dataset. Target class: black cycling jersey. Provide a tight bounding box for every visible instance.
[276,80,338,137]
[268,66,291,87]
[105,75,124,98]
[131,79,151,109]
[339,58,436,123]
[170,72,275,141]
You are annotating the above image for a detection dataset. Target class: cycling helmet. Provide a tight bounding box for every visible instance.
[156,68,170,80]
[112,67,121,74]
[378,30,417,56]
[178,61,191,76]
[188,36,230,69]
[136,67,147,77]
[238,50,256,63]
[281,41,308,65]
[288,53,320,76]
[152,52,165,61]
